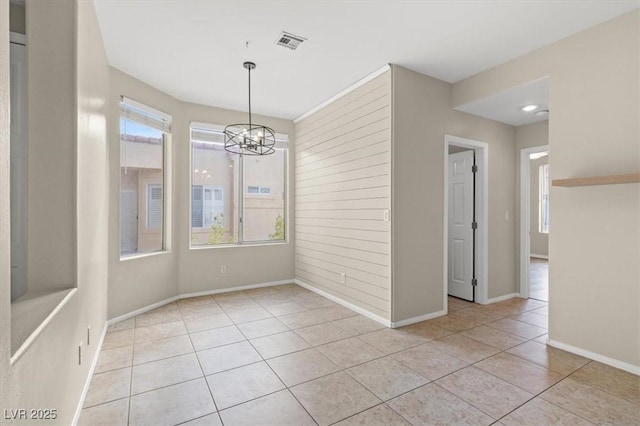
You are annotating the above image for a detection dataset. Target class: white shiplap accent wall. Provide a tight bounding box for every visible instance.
[295,72,392,320]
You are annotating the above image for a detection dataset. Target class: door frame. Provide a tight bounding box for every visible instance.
[519,144,549,298]
[444,135,488,306]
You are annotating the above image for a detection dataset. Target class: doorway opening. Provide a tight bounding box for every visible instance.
[444,135,488,309]
[520,145,549,301]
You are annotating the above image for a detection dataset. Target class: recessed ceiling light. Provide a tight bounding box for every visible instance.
[535,109,549,116]
[521,105,538,112]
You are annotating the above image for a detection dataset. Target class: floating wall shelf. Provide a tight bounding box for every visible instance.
[552,173,640,187]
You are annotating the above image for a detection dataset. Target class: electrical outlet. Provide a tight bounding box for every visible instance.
[221,265,227,274]
[383,209,390,222]
[339,272,346,284]
[505,210,509,221]
[87,326,91,346]
[78,342,83,365]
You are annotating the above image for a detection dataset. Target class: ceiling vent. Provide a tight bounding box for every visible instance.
[276,32,306,50]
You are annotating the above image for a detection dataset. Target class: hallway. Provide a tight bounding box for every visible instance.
[529,257,549,302]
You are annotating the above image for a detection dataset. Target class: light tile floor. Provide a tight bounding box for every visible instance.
[529,257,548,302]
[79,284,639,425]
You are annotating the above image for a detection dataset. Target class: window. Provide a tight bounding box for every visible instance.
[120,98,171,257]
[539,163,549,234]
[190,123,287,246]
[192,185,224,228]
[247,185,271,195]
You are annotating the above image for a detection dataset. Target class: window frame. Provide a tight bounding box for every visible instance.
[189,122,289,249]
[119,97,172,260]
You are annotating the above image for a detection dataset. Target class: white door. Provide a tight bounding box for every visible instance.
[10,41,27,302]
[448,150,474,301]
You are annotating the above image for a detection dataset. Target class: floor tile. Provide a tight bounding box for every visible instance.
[131,353,202,395]
[387,383,494,426]
[177,295,217,309]
[84,367,131,408]
[107,318,135,332]
[475,352,564,394]
[294,322,354,346]
[460,325,527,350]
[237,317,289,339]
[129,378,216,426]
[135,308,182,328]
[225,306,273,324]
[315,305,359,321]
[392,342,469,380]
[570,361,640,404]
[429,334,500,363]
[333,315,386,335]
[183,313,233,334]
[454,307,503,326]
[316,337,384,369]
[291,371,381,426]
[95,346,133,374]
[133,334,193,365]
[334,404,410,426]
[506,341,590,375]
[541,378,639,425]
[78,398,129,426]
[267,348,339,386]
[197,341,262,375]
[294,294,338,310]
[207,362,285,409]
[180,413,223,426]
[251,331,310,358]
[429,311,477,332]
[396,321,453,340]
[346,356,429,400]
[219,389,315,426]
[436,366,533,419]
[278,309,328,329]
[501,298,547,312]
[190,325,245,351]
[180,304,226,320]
[359,328,428,355]
[500,398,594,426]
[485,318,547,339]
[473,302,522,318]
[102,329,135,350]
[134,320,187,344]
[264,301,307,316]
[512,312,548,329]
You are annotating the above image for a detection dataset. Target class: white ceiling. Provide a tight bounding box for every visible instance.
[93,1,638,121]
[456,78,550,127]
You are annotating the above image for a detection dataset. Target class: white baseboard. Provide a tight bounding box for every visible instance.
[486,292,521,304]
[294,279,391,328]
[72,323,108,426]
[391,310,446,328]
[530,254,549,259]
[547,338,640,376]
[107,279,295,326]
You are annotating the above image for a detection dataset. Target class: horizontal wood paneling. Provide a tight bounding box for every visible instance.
[295,71,391,320]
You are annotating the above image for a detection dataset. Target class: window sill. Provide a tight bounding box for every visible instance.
[120,250,171,262]
[190,240,289,251]
[11,287,77,364]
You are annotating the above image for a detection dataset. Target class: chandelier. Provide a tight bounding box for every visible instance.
[224,62,276,156]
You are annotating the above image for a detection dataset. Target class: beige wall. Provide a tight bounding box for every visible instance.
[294,72,392,320]
[391,65,517,322]
[454,10,640,369]
[109,70,296,318]
[529,155,549,256]
[1,1,110,423]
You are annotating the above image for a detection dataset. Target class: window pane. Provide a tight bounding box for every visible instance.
[191,136,238,245]
[243,149,286,242]
[120,116,165,256]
